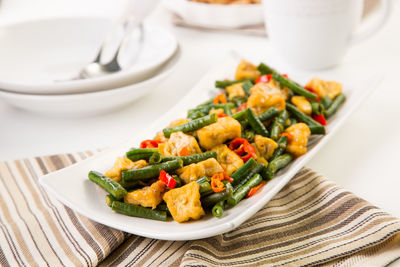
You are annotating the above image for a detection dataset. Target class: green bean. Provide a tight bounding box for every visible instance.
[172,175,182,188]
[163,113,218,138]
[201,183,233,207]
[156,202,171,215]
[149,151,162,165]
[257,63,277,75]
[126,148,158,162]
[231,96,247,108]
[187,108,206,120]
[240,120,249,131]
[195,176,209,184]
[284,117,298,128]
[233,163,265,192]
[227,174,263,206]
[88,171,127,200]
[311,102,325,115]
[119,180,139,190]
[320,95,333,110]
[272,73,317,101]
[215,78,255,89]
[106,194,116,207]
[269,136,288,161]
[122,159,183,182]
[196,98,214,108]
[270,110,289,140]
[111,201,167,221]
[245,108,269,137]
[263,154,293,180]
[258,107,279,122]
[232,110,246,121]
[286,103,326,135]
[212,201,225,218]
[325,94,346,118]
[242,81,254,96]
[230,158,258,185]
[162,151,217,166]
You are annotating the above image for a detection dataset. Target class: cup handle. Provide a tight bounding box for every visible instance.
[350,0,392,44]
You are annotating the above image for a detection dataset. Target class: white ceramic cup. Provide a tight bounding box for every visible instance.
[262,0,391,70]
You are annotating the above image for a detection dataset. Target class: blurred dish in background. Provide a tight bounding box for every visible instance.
[189,0,260,4]
[163,0,263,28]
[0,48,180,117]
[0,18,177,95]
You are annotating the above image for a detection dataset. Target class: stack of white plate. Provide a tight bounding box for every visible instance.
[0,17,179,117]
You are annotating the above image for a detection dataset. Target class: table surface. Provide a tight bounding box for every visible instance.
[0,0,399,219]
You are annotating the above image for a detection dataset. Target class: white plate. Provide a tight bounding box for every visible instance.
[39,52,382,240]
[163,0,264,29]
[0,48,180,117]
[0,17,177,95]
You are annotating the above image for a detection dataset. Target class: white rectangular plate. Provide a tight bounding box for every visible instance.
[40,52,382,241]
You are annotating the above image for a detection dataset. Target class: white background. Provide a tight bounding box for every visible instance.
[0,0,400,219]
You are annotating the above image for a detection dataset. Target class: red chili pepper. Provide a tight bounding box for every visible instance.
[312,114,327,126]
[158,170,177,189]
[246,181,267,198]
[179,146,190,156]
[140,140,162,148]
[282,74,289,79]
[213,94,227,105]
[255,74,272,84]
[218,113,228,118]
[229,138,257,162]
[237,103,248,112]
[305,87,320,102]
[280,132,294,142]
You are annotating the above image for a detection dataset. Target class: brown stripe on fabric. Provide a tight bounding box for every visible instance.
[238,181,338,229]
[0,246,11,267]
[145,241,187,267]
[126,238,158,266]
[48,155,66,171]
[0,218,24,267]
[104,236,145,266]
[0,166,35,266]
[13,160,65,266]
[66,154,77,164]
[135,239,169,266]
[33,157,91,266]
[274,167,314,193]
[223,191,353,242]
[87,217,124,255]
[63,206,103,266]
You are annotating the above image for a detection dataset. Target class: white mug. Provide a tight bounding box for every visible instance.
[262,0,391,70]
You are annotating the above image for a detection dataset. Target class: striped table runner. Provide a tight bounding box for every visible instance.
[0,152,399,266]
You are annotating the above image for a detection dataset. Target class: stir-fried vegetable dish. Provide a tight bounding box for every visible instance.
[88,59,346,223]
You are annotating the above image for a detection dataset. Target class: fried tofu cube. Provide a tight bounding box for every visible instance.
[291,96,312,115]
[154,118,190,142]
[285,123,311,157]
[226,83,246,100]
[105,158,148,182]
[124,180,166,209]
[235,59,261,80]
[253,135,278,164]
[176,158,224,184]
[163,181,205,223]
[211,144,243,176]
[196,117,241,150]
[158,131,202,157]
[306,78,342,100]
[248,83,286,115]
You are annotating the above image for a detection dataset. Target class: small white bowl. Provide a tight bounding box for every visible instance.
[0,49,180,117]
[0,17,178,95]
[163,0,264,28]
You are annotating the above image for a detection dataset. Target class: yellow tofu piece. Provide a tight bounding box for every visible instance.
[163,181,205,223]
[291,96,312,115]
[211,144,243,176]
[176,158,224,184]
[235,59,261,80]
[124,180,166,209]
[226,83,245,100]
[196,117,241,150]
[158,131,202,157]
[253,135,278,163]
[248,83,286,115]
[105,158,148,182]
[306,78,342,100]
[285,123,311,157]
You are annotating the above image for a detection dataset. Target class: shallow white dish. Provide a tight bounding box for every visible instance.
[163,0,264,29]
[0,17,177,95]
[0,49,180,117]
[39,52,382,240]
